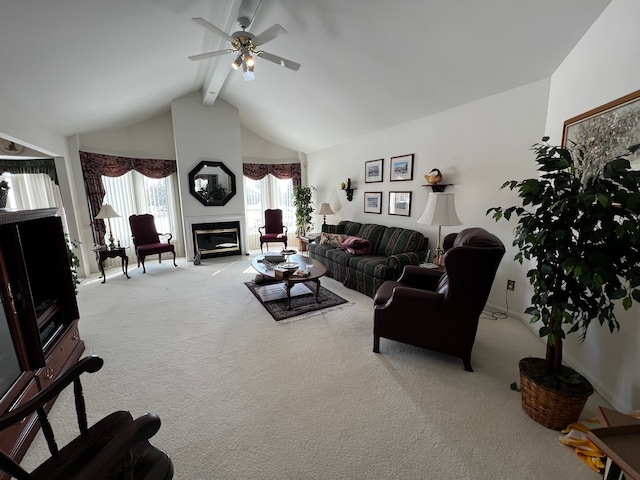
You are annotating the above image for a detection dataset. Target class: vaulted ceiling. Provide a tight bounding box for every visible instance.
[0,0,612,155]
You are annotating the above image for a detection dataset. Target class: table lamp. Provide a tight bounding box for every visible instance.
[318,202,335,225]
[417,192,461,265]
[95,203,121,249]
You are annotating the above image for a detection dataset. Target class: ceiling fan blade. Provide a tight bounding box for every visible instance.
[188,50,234,61]
[191,17,235,43]
[258,51,301,71]
[252,24,287,46]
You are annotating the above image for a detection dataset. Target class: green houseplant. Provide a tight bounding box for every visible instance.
[293,185,315,237]
[487,137,640,429]
[65,234,81,294]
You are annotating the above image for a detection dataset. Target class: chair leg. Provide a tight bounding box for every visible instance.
[373,335,380,353]
[463,356,473,372]
[172,251,177,267]
[141,255,146,273]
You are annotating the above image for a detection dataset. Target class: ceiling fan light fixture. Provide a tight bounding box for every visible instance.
[244,53,255,67]
[232,55,243,70]
[242,61,255,81]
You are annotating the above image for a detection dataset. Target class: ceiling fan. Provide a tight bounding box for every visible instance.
[189,11,300,81]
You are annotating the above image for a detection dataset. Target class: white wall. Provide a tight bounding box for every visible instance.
[241,126,299,164]
[78,111,176,160]
[0,100,85,278]
[171,92,246,260]
[307,79,551,313]
[71,111,178,274]
[72,103,302,271]
[543,0,640,412]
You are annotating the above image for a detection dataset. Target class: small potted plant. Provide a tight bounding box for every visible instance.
[487,137,640,430]
[0,180,10,208]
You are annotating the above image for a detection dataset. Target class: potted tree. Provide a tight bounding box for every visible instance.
[293,185,315,251]
[487,137,640,430]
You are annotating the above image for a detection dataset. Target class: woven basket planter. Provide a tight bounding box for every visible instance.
[519,357,594,431]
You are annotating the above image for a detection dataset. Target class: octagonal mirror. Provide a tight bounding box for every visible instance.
[188,160,237,206]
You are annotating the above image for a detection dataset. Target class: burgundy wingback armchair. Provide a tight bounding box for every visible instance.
[373,227,505,371]
[258,209,288,253]
[129,214,177,273]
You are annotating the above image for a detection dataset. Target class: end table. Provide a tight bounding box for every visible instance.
[297,233,321,256]
[92,246,130,284]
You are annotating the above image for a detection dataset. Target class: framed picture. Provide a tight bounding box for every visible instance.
[390,154,414,181]
[388,191,411,216]
[562,89,640,182]
[364,192,382,214]
[365,159,384,183]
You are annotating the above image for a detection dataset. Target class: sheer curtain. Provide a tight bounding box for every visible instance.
[1,172,70,234]
[242,162,301,251]
[244,175,295,250]
[99,171,183,267]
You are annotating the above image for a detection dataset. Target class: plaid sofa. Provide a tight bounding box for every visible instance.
[308,221,428,298]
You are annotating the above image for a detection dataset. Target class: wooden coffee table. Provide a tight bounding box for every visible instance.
[251,253,327,310]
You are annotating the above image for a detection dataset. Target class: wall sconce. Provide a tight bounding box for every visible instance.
[340,178,355,202]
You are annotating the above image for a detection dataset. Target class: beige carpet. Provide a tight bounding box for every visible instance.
[20,253,608,479]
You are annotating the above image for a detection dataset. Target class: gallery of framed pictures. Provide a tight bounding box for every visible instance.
[365,159,383,183]
[364,192,382,214]
[390,154,414,181]
[562,89,640,180]
[389,191,411,216]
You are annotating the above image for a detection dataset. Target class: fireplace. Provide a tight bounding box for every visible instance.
[192,221,241,259]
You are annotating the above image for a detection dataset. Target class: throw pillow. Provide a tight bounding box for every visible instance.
[320,232,346,247]
[339,236,372,255]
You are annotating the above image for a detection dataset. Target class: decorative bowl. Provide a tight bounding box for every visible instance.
[280,262,299,273]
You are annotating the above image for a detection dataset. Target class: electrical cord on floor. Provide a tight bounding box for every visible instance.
[481,286,510,320]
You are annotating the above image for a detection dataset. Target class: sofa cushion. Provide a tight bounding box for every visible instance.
[347,255,390,276]
[355,224,387,253]
[339,236,373,255]
[338,221,363,236]
[320,232,346,246]
[381,227,426,256]
[325,247,353,263]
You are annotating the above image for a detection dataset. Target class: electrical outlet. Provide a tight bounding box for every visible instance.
[507,280,515,291]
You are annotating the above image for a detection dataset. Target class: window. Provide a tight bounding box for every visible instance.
[0,172,70,234]
[244,175,295,250]
[100,171,183,263]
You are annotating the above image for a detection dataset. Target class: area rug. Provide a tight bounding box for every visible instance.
[244,280,349,322]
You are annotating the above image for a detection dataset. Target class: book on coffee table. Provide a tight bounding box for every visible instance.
[263,253,286,263]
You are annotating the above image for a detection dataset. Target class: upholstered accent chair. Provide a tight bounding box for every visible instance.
[373,227,505,371]
[259,209,288,253]
[129,214,177,273]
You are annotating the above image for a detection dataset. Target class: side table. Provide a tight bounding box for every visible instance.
[297,233,321,256]
[93,246,130,284]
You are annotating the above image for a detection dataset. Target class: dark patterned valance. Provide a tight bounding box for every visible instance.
[242,163,301,186]
[0,158,58,184]
[79,151,177,244]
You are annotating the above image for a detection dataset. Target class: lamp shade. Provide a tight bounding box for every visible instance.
[417,193,461,226]
[318,203,335,216]
[94,204,120,219]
